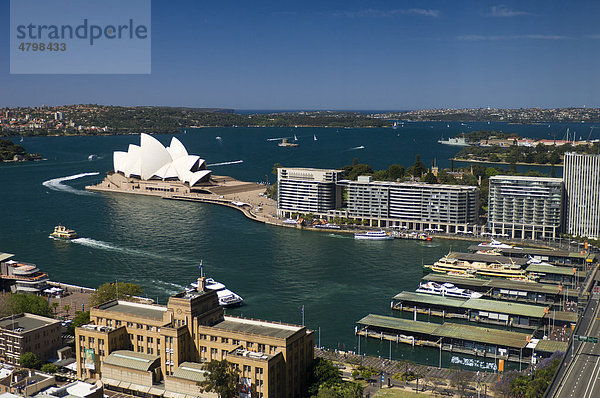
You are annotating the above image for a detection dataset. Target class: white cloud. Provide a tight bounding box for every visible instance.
[489,5,530,17]
[334,8,440,18]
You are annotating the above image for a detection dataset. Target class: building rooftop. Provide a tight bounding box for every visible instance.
[96,300,167,320]
[489,175,563,183]
[468,245,595,262]
[340,179,478,190]
[0,313,59,332]
[0,253,14,263]
[103,350,160,372]
[211,316,303,340]
[170,362,206,383]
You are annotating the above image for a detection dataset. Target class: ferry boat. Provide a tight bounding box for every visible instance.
[393,231,432,241]
[437,136,471,146]
[478,239,522,250]
[416,282,482,299]
[354,230,393,240]
[278,138,299,147]
[425,253,529,280]
[187,278,244,307]
[50,225,78,240]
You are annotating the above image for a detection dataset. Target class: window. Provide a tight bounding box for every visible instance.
[243,365,251,372]
[147,337,153,343]
[221,337,229,344]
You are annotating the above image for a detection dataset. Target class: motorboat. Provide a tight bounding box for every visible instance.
[477,239,521,250]
[354,230,393,240]
[187,278,243,307]
[416,282,482,299]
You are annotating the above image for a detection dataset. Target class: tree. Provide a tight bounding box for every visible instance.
[63,304,71,316]
[307,358,342,396]
[449,369,472,397]
[316,382,363,398]
[68,311,90,335]
[8,293,52,317]
[51,302,59,316]
[41,363,58,374]
[19,352,41,369]
[91,282,143,306]
[387,164,405,180]
[412,154,427,178]
[423,172,438,184]
[200,360,240,398]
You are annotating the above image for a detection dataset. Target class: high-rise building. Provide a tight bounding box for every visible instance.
[277,168,343,217]
[487,175,564,239]
[564,153,600,239]
[54,112,63,120]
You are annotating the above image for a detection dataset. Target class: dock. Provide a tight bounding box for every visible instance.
[391,291,549,329]
[468,245,596,266]
[357,314,533,364]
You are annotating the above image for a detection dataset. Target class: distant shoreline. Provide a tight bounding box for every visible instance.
[452,158,563,167]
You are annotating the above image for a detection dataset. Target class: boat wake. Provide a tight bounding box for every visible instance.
[347,145,365,151]
[71,237,181,260]
[266,137,289,141]
[42,172,99,196]
[207,160,244,167]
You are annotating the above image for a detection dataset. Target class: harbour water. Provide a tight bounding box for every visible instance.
[0,122,593,369]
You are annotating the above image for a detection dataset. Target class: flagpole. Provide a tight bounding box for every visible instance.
[302,305,305,326]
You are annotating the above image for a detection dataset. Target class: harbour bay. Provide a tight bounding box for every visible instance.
[0,122,593,368]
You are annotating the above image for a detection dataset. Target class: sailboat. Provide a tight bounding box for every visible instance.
[393,122,398,129]
[294,134,298,141]
[20,136,23,142]
[313,134,317,141]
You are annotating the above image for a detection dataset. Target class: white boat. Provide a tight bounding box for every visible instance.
[313,134,317,141]
[187,278,244,307]
[478,239,521,250]
[282,218,298,225]
[354,230,393,240]
[294,134,298,141]
[416,282,482,299]
[88,154,98,161]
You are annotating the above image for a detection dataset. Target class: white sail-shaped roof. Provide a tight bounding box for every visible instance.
[112,133,212,185]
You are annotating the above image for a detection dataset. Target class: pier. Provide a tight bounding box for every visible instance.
[357,314,533,364]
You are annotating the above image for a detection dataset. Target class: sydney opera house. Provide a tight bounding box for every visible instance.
[113,133,211,186]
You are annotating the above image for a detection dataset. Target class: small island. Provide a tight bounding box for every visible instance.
[0,138,42,162]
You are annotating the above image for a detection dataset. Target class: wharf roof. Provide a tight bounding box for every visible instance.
[0,313,59,332]
[484,279,560,295]
[449,252,528,266]
[422,274,561,295]
[436,323,530,349]
[550,311,578,323]
[96,300,167,320]
[103,350,160,372]
[357,314,530,349]
[392,291,466,308]
[422,274,489,288]
[0,253,14,262]
[211,316,302,340]
[468,245,595,261]
[394,291,548,318]
[526,264,579,276]
[357,314,439,335]
[462,298,548,318]
[534,340,569,353]
[170,362,206,383]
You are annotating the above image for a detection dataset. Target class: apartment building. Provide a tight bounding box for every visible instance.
[277,168,344,217]
[0,313,62,366]
[564,153,600,239]
[488,175,564,239]
[75,278,313,398]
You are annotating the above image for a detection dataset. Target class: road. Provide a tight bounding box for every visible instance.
[552,291,600,398]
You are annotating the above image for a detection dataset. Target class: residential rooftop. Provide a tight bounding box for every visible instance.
[103,350,160,372]
[170,362,206,383]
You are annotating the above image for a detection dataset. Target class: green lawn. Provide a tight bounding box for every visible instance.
[374,388,427,398]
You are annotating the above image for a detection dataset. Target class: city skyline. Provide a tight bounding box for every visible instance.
[2,0,600,109]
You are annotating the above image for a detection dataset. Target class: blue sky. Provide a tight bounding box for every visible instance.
[2,0,600,109]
